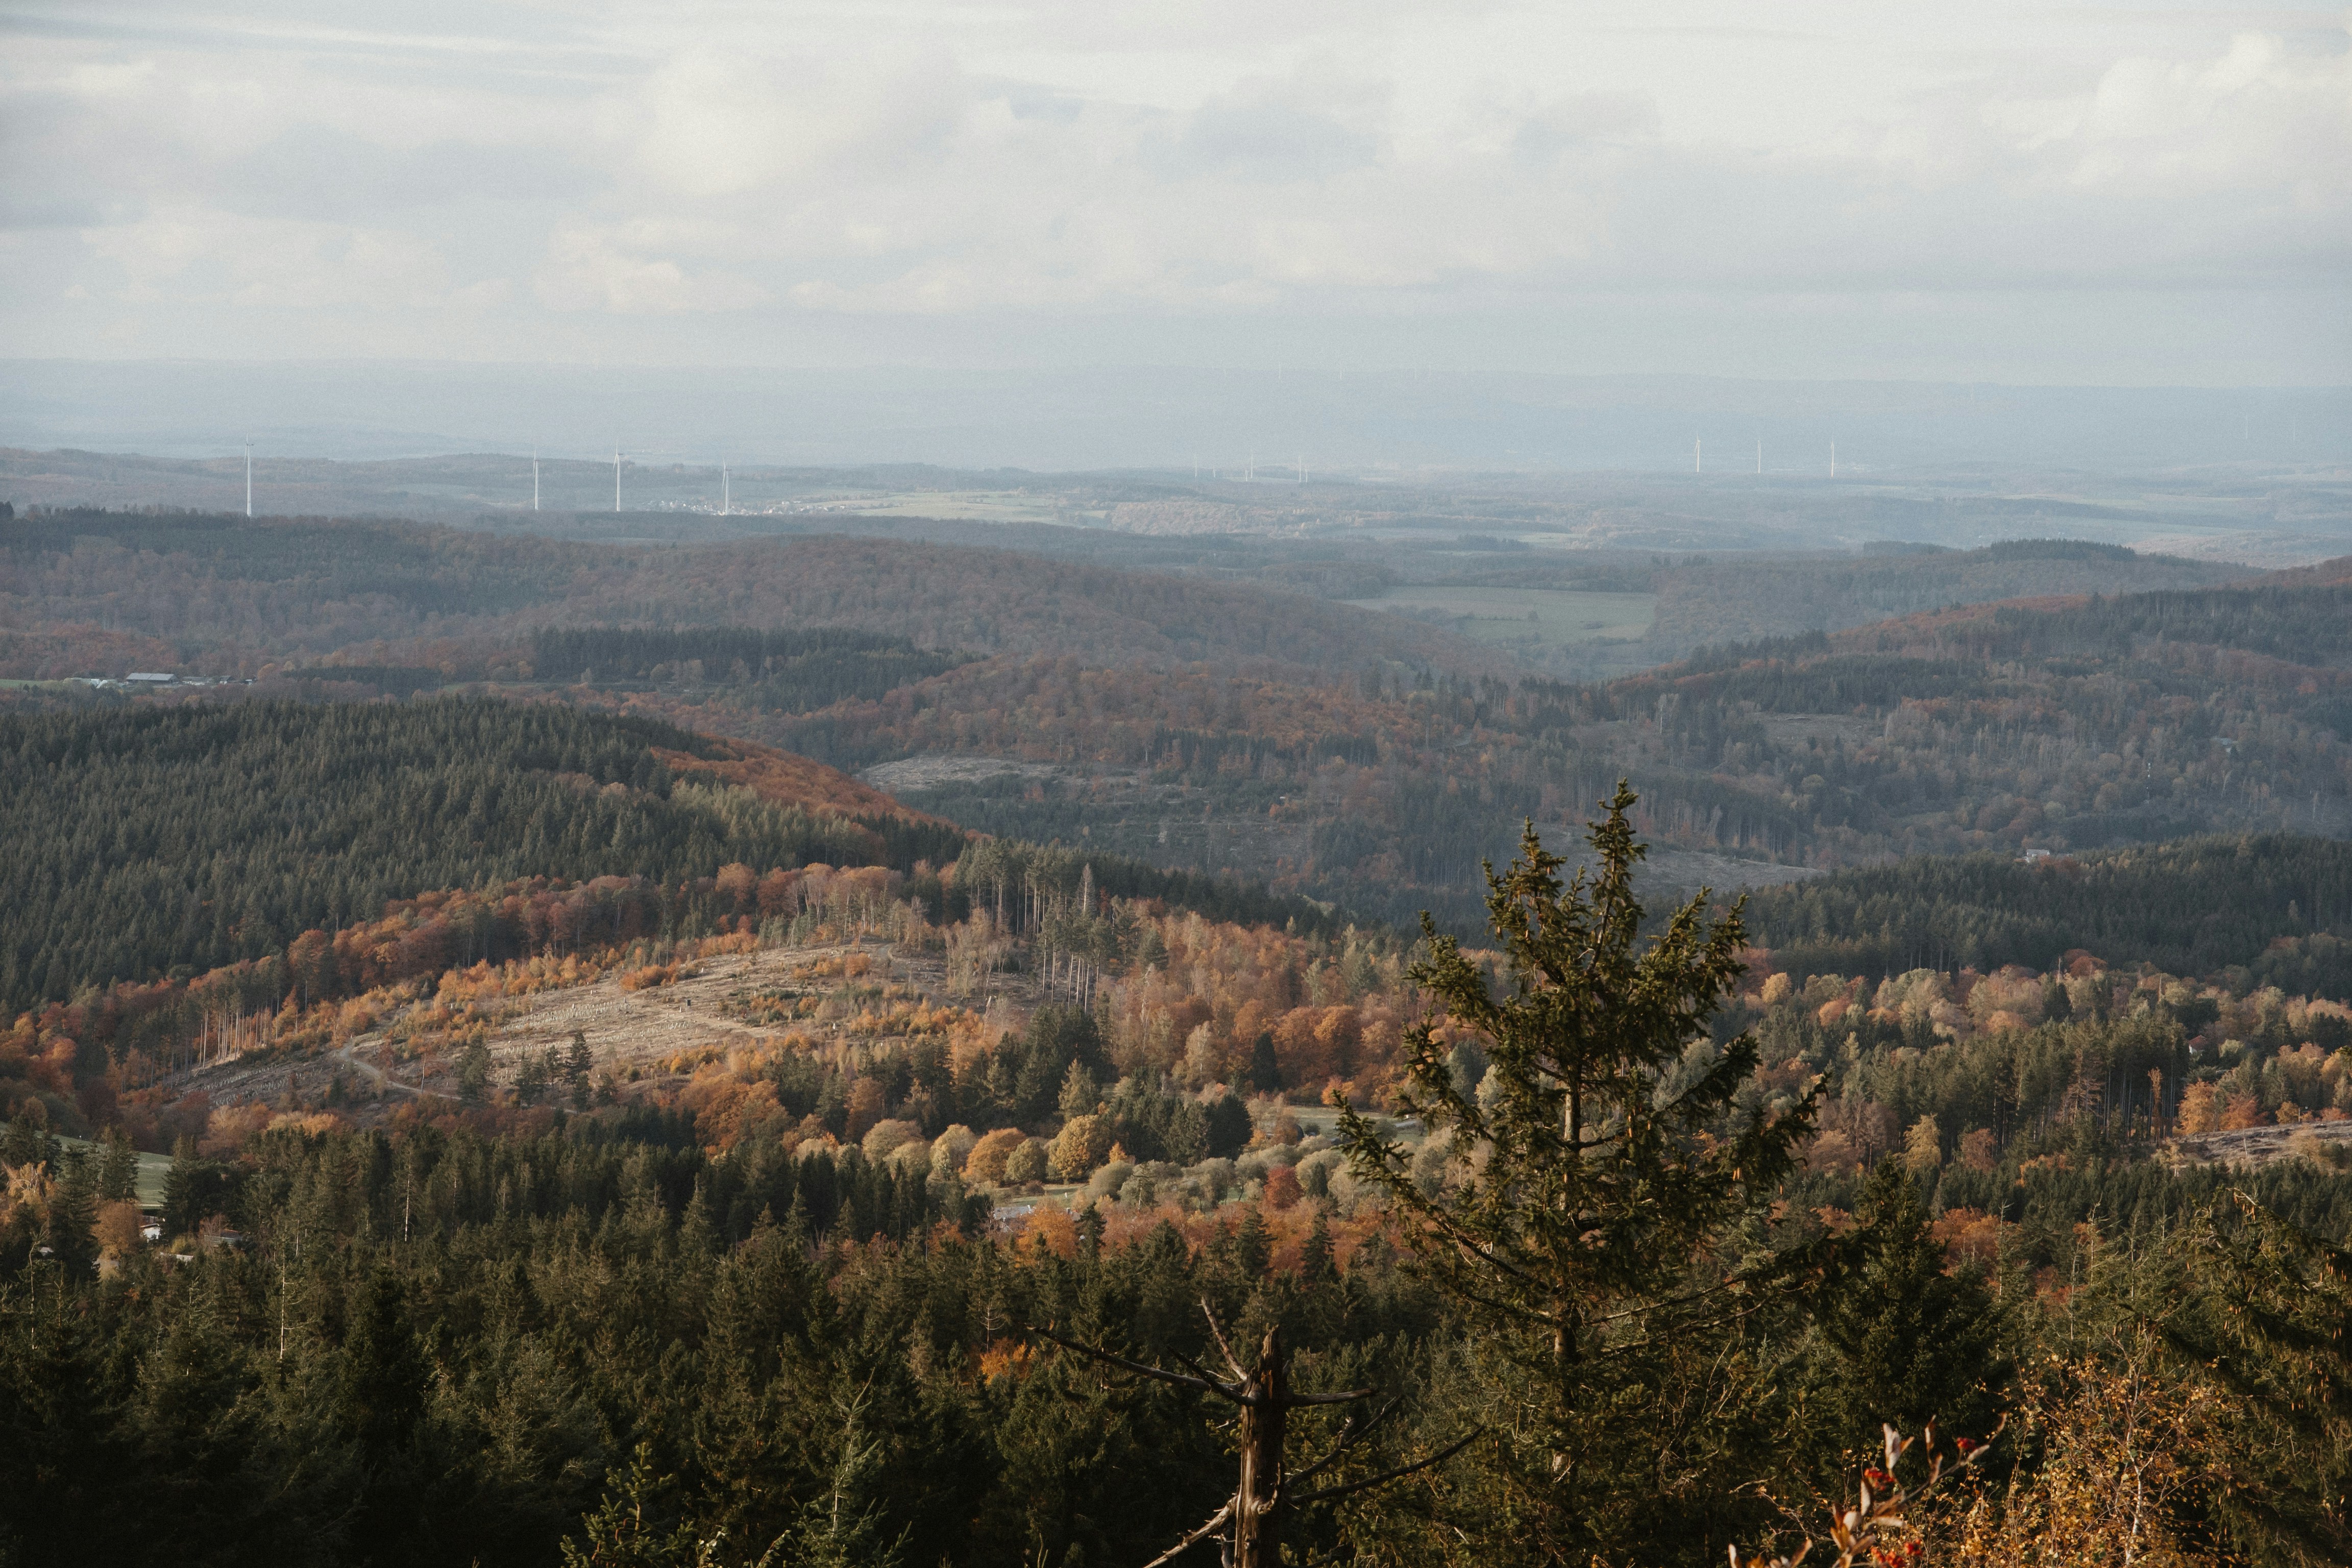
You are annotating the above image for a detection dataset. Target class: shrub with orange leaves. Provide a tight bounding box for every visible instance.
[1934,1345,2224,1567]
[976,1338,1034,1383]
[963,1127,1024,1185]
[619,961,701,993]
[200,1102,273,1156]
[1928,1207,2005,1271]
[1733,1419,2001,1568]
[1018,1205,1077,1258]
[92,1198,144,1260]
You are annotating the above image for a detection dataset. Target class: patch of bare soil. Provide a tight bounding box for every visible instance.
[861,754,1064,792]
[2165,1119,2352,1169]
[175,940,1057,1122]
[1639,848,1827,895]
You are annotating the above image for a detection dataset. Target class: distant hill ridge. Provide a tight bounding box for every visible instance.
[0,506,1492,679]
[1664,553,2352,674]
[1646,538,2257,658]
[1746,832,2352,994]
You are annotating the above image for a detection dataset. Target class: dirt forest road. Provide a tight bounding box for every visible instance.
[336,1034,444,1099]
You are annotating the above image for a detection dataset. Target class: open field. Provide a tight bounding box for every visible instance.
[839,489,1097,524]
[1344,586,1656,647]
[59,1136,174,1210]
[861,753,1069,793]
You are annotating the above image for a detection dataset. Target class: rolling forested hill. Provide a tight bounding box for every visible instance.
[685,559,2350,927]
[5,504,2348,933]
[1643,538,2243,652]
[0,700,962,1012]
[0,508,1488,678]
[0,698,1352,1016]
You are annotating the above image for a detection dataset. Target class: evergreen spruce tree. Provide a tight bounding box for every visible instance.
[1,1108,53,1169]
[1337,783,1814,1561]
[2169,1192,2352,1564]
[1248,1033,1284,1094]
[567,1030,597,1109]
[340,1267,426,1460]
[95,1128,137,1204]
[1301,1210,1334,1284]
[457,1040,493,1105]
[559,1442,711,1567]
[43,1144,98,1276]
[1235,1206,1270,1277]
[1808,1157,2006,1468]
[1058,1060,1102,1119]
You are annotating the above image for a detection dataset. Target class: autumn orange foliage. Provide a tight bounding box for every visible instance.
[649,737,942,823]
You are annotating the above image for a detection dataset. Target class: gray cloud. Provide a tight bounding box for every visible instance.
[1173,80,1384,182]
[0,2,2343,382]
[219,132,606,220]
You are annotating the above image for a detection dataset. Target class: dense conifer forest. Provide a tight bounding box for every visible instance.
[1745,834,2352,990]
[2,785,2347,1567]
[0,701,940,1014]
[528,626,963,712]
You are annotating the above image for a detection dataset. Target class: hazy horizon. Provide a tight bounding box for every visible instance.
[7,359,2348,474]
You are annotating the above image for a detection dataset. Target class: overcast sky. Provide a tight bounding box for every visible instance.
[3,1,2346,384]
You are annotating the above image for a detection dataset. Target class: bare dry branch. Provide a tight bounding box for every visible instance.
[1199,1296,1250,1384]
[1026,1324,1246,1404]
[1287,1428,1482,1507]
[1284,1400,1397,1491]
[1137,1500,1234,1568]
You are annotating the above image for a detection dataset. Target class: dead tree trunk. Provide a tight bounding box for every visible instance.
[1231,1326,1288,1566]
[1031,1302,1478,1568]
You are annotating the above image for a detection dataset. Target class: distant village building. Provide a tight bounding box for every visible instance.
[79,671,246,691]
